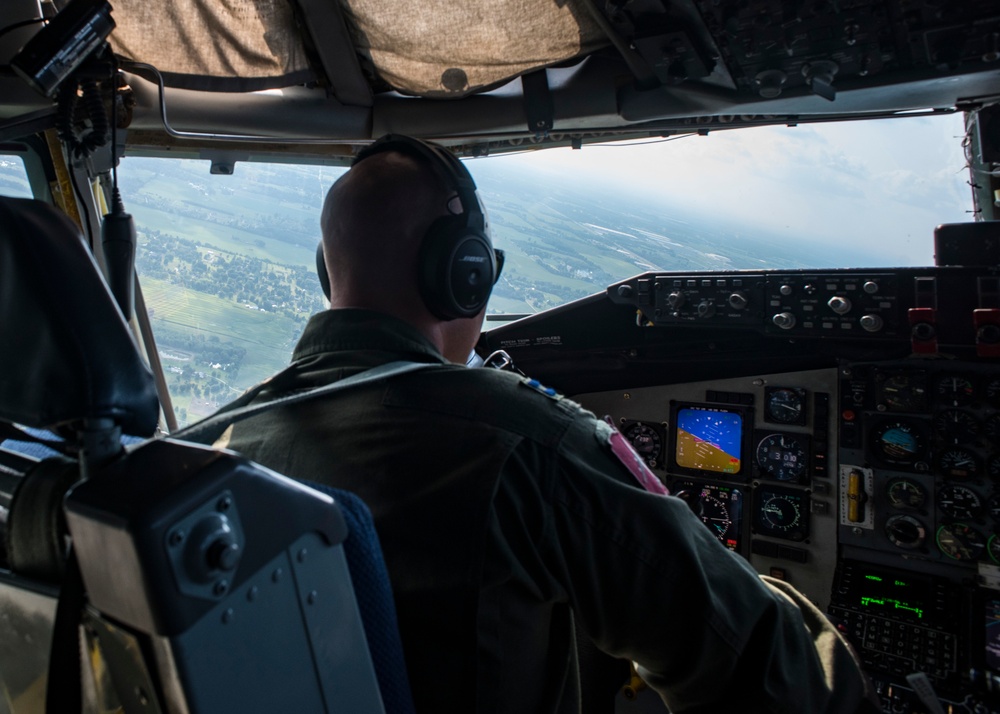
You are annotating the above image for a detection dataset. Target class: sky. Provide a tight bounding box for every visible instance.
[471,111,972,267]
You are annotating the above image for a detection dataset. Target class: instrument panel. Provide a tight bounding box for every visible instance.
[576,367,839,611]
[486,261,1000,711]
[578,358,1000,712]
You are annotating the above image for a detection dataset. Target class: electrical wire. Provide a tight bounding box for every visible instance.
[577,134,699,148]
[0,17,45,41]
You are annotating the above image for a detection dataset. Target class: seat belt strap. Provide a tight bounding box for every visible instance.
[173,360,439,446]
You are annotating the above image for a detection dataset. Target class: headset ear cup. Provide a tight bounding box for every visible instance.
[419,218,494,320]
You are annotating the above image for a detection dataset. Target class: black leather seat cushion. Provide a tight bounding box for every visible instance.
[0,197,158,436]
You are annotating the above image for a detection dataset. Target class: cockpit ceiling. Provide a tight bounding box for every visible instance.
[1,0,999,150]
[109,0,608,96]
[105,0,1000,104]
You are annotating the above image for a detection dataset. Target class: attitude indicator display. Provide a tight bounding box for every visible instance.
[672,404,747,477]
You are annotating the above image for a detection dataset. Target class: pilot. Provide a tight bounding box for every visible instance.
[219,135,878,713]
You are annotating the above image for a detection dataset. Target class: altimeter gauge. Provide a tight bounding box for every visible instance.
[755,433,809,482]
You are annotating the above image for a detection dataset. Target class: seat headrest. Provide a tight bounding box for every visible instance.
[0,197,159,436]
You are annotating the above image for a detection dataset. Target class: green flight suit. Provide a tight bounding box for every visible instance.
[222,308,877,714]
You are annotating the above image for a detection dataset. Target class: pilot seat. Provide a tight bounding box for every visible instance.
[0,195,414,713]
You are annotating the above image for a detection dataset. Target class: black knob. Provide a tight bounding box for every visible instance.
[207,538,241,571]
[617,284,634,298]
[978,324,1000,344]
[912,322,936,340]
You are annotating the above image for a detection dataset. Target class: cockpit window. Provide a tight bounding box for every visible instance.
[119,112,968,424]
[120,158,340,425]
[0,156,32,198]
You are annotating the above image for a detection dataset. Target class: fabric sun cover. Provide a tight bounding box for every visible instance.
[107,0,607,96]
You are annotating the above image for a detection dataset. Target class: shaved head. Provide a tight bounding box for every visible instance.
[319,149,486,361]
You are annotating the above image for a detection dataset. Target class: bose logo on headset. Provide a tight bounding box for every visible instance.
[315,134,504,321]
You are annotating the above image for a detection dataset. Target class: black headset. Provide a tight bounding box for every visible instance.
[315,134,501,320]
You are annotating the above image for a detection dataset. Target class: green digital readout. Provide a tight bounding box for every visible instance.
[859,596,924,619]
[855,568,928,621]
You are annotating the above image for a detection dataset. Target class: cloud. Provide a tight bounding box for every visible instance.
[480,112,970,267]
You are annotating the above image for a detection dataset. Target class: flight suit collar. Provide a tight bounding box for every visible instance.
[292,308,449,365]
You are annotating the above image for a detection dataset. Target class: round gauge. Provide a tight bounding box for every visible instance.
[700,492,735,543]
[886,478,927,509]
[755,433,809,482]
[937,484,982,521]
[990,534,1000,565]
[757,492,805,538]
[871,421,927,465]
[989,456,1000,481]
[989,494,1000,522]
[623,422,662,468]
[933,410,979,444]
[986,378,1000,408]
[935,374,976,406]
[885,514,927,550]
[936,523,986,561]
[877,372,928,412]
[765,388,806,425]
[985,415,1000,442]
[937,448,980,480]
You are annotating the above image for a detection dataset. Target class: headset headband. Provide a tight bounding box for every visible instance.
[317,134,498,320]
[351,135,486,237]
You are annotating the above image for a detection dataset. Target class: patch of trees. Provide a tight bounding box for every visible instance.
[136,230,326,320]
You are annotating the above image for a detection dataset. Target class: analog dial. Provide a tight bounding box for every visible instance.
[885,514,927,550]
[936,523,986,561]
[937,484,982,521]
[989,456,1000,481]
[755,433,809,482]
[990,534,1000,565]
[935,374,976,406]
[986,378,1000,408]
[886,478,926,510]
[933,410,979,444]
[877,372,928,412]
[760,495,802,532]
[623,422,663,468]
[754,488,809,541]
[937,448,980,480]
[990,494,1000,522]
[985,415,1000,442]
[765,388,806,425]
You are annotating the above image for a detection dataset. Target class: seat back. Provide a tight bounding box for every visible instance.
[0,196,400,713]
